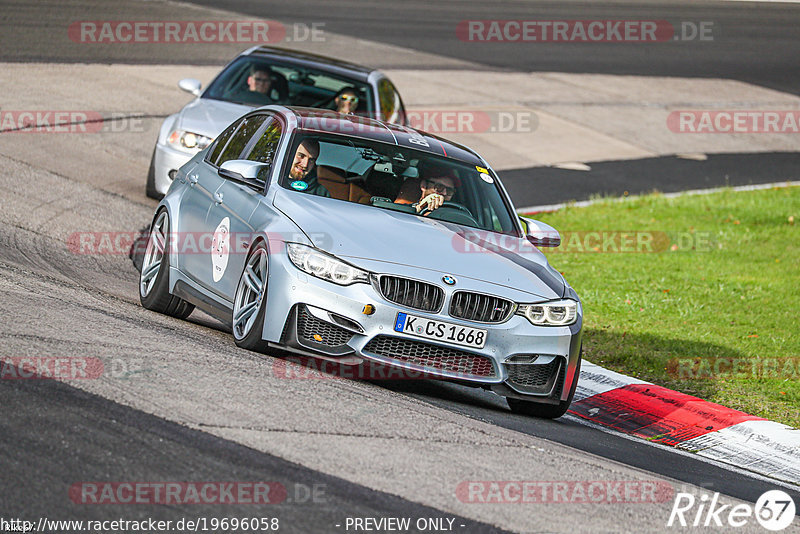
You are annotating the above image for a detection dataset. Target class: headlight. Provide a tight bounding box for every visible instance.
[286,243,370,286]
[167,130,213,152]
[517,299,578,326]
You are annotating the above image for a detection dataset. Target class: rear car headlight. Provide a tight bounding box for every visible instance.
[287,243,370,286]
[517,299,578,326]
[167,129,213,152]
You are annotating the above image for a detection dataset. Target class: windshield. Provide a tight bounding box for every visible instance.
[204,56,374,116]
[279,134,518,234]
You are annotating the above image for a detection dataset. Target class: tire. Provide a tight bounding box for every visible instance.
[232,241,271,352]
[139,209,194,319]
[507,348,582,419]
[145,149,163,200]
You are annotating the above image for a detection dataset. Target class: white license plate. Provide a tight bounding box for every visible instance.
[393,312,487,349]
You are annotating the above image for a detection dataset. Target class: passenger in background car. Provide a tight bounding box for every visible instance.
[334,87,360,115]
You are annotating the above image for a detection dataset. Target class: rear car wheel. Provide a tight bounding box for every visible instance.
[507,348,582,419]
[232,241,271,352]
[139,209,194,319]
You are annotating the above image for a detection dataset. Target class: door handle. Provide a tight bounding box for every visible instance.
[214,192,224,205]
[188,174,198,186]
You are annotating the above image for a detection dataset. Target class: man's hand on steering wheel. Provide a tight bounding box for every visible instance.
[416,193,445,214]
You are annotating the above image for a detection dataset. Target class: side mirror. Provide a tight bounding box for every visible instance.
[178,78,202,97]
[218,160,270,189]
[520,216,561,247]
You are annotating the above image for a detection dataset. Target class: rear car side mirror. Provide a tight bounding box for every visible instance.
[520,216,561,247]
[178,78,202,97]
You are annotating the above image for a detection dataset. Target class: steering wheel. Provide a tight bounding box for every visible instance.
[418,200,472,217]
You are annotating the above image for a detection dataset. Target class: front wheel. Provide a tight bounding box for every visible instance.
[232,241,270,352]
[139,209,194,318]
[507,349,582,419]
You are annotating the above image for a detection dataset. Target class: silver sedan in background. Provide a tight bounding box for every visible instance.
[147,46,408,198]
[139,106,582,418]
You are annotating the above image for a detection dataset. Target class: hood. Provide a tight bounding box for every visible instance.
[178,98,253,138]
[273,189,565,300]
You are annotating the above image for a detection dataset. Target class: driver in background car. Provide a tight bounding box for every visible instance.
[395,162,459,213]
[288,138,330,198]
[229,65,285,105]
[334,87,360,115]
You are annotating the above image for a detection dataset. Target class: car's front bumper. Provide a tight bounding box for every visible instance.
[263,246,582,402]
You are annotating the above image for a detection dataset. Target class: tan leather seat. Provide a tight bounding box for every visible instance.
[317,165,372,204]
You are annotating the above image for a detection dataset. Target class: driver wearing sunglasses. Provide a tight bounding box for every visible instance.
[334,87,360,115]
[395,162,460,214]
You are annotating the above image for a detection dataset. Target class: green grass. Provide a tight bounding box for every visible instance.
[528,185,800,428]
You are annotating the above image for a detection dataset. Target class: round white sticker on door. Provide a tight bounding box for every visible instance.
[211,217,230,282]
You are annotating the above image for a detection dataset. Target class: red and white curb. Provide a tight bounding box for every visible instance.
[569,361,800,486]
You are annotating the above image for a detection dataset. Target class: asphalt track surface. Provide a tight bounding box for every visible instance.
[0,373,507,534]
[4,0,800,96]
[2,1,799,532]
[181,0,800,95]
[504,152,800,207]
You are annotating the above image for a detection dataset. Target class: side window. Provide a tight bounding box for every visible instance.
[216,114,268,166]
[243,118,283,183]
[245,119,283,166]
[206,117,243,166]
[377,78,403,124]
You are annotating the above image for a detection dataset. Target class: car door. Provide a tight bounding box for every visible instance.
[202,113,278,300]
[173,116,243,280]
[179,114,265,292]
